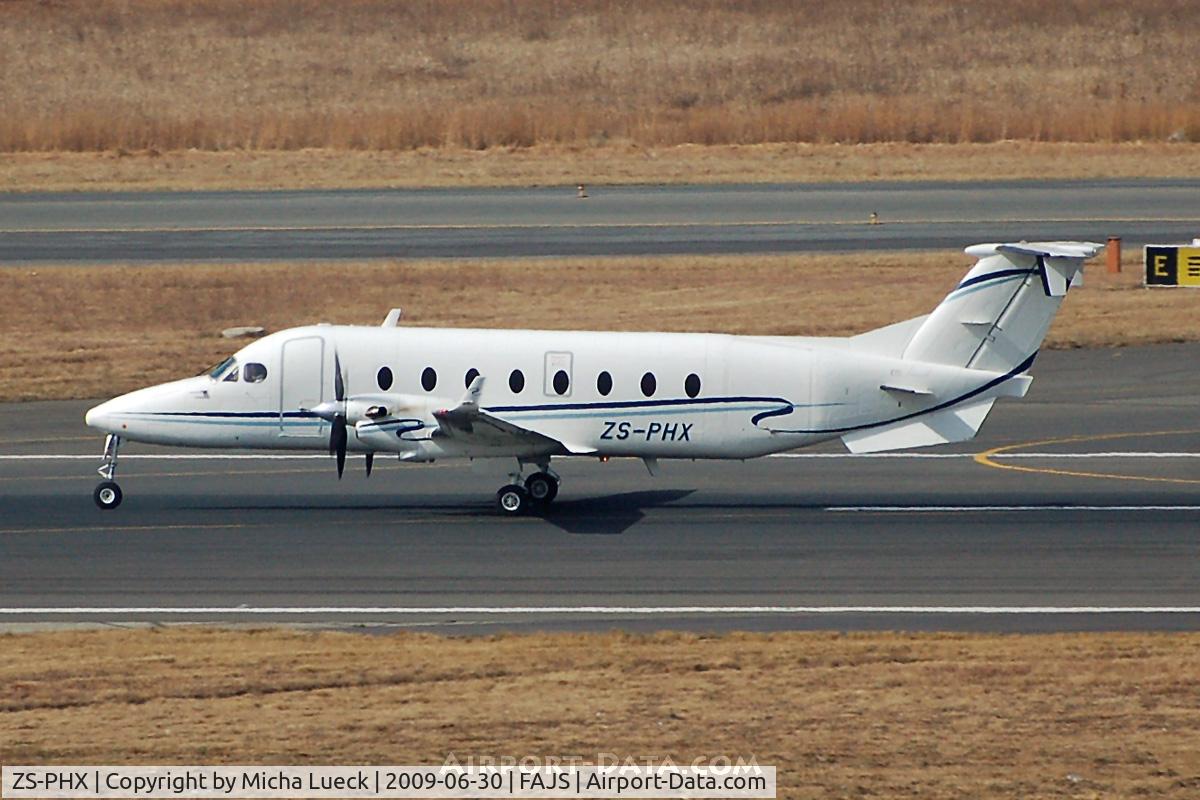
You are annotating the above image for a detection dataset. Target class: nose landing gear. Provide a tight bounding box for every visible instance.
[93,434,123,510]
[494,461,560,515]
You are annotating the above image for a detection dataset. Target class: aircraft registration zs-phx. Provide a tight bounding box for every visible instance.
[85,241,1100,514]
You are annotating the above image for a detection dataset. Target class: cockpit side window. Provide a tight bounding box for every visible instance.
[206,356,236,379]
[223,367,239,382]
[243,363,268,383]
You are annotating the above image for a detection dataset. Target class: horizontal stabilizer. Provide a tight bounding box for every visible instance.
[968,241,1104,259]
[841,399,995,454]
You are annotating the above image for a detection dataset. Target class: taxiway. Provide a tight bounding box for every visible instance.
[1,344,1197,632]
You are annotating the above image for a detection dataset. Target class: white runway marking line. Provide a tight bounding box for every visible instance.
[2,452,1198,461]
[2,606,1200,615]
[828,505,1200,512]
[5,215,1197,236]
[771,452,1200,459]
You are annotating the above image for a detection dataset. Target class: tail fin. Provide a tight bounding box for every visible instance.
[838,240,1100,454]
[900,241,1101,370]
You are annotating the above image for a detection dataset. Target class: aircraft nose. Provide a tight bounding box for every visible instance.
[84,399,115,431]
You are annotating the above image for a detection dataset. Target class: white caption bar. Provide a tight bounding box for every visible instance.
[2,766,776,799]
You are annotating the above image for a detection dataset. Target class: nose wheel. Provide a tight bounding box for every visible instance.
[93,434,124,510]
[94,481,123,510]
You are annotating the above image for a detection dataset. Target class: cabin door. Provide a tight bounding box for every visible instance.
[279,336,326,437]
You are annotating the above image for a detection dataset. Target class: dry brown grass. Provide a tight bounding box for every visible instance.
[2,628,1200,799]
[5,142,1200,192]
[1,252,1188,402]
[2,0,1199,154]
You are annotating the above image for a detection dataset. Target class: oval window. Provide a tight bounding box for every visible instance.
[685,373,701,398]
[553,369,570,395]
[596,370,613,396]
[509,369,525,393]
[465,367,480,388]
[243,363,268,383]
[640,372,656,397]
[377,366,393,391]
[421,367,437,392]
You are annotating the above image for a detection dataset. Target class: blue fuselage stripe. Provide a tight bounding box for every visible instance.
[764,351,1037,435]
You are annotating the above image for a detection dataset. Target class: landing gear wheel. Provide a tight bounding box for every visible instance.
[524,472,559,504]
[496,484,530,516]
[94,481,123,510]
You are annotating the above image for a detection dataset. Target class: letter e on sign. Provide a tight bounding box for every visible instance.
[1144,246,1178,286]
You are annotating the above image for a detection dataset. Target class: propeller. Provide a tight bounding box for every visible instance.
[330,351,347,478]
[309,350,348,479]
[328,352,348,479]
[308,350,377,479]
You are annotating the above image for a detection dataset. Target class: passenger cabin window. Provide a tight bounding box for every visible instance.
[509,369,525,393]
[596,371,613,396]
[377,366,393,391]
[421,367,437,392]
[685,373,701,398]
[641,372,657,397]
[243,363,268,383]
[465,367,480,388]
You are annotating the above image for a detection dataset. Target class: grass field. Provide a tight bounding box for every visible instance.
[0,252,1190,402]
[3,628,1200,799]
[5,142,1200,192]
[3,0,1198,155]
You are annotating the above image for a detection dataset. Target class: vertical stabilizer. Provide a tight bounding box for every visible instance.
[901,241,1101,371]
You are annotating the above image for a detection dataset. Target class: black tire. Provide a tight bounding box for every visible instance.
[94,481,123,510]
[525,472,559,504]
[495,484,529,515]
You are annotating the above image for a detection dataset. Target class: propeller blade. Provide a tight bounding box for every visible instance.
[364,452,374,478]
[325,347,348,479]
[331,416,347,479]
[333,350,345,402]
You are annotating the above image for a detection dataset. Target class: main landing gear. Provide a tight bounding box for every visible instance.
[93,434,123,510]
[495,462,560,516]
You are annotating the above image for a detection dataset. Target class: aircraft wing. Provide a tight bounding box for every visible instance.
[432,376,597,454]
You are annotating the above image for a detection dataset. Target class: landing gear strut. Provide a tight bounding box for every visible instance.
[93,434,123,510]
[494,461,560,515]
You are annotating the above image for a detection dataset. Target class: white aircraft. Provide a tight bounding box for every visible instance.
[85,241,1100,514]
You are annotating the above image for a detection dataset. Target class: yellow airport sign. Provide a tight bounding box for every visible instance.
[1144,244,1200,287]
[1177,247,1200,286]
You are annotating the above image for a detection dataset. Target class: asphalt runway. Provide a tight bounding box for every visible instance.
[1,343,1197,633]
[3,179,1199,262]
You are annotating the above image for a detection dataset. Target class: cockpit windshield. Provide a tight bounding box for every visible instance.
[205,356,237,379]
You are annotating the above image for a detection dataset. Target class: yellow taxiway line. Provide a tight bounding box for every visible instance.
[974,429,1200,486]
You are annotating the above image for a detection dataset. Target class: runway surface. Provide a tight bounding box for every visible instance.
[1,343,1197,633]
[3,179,1199,262]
